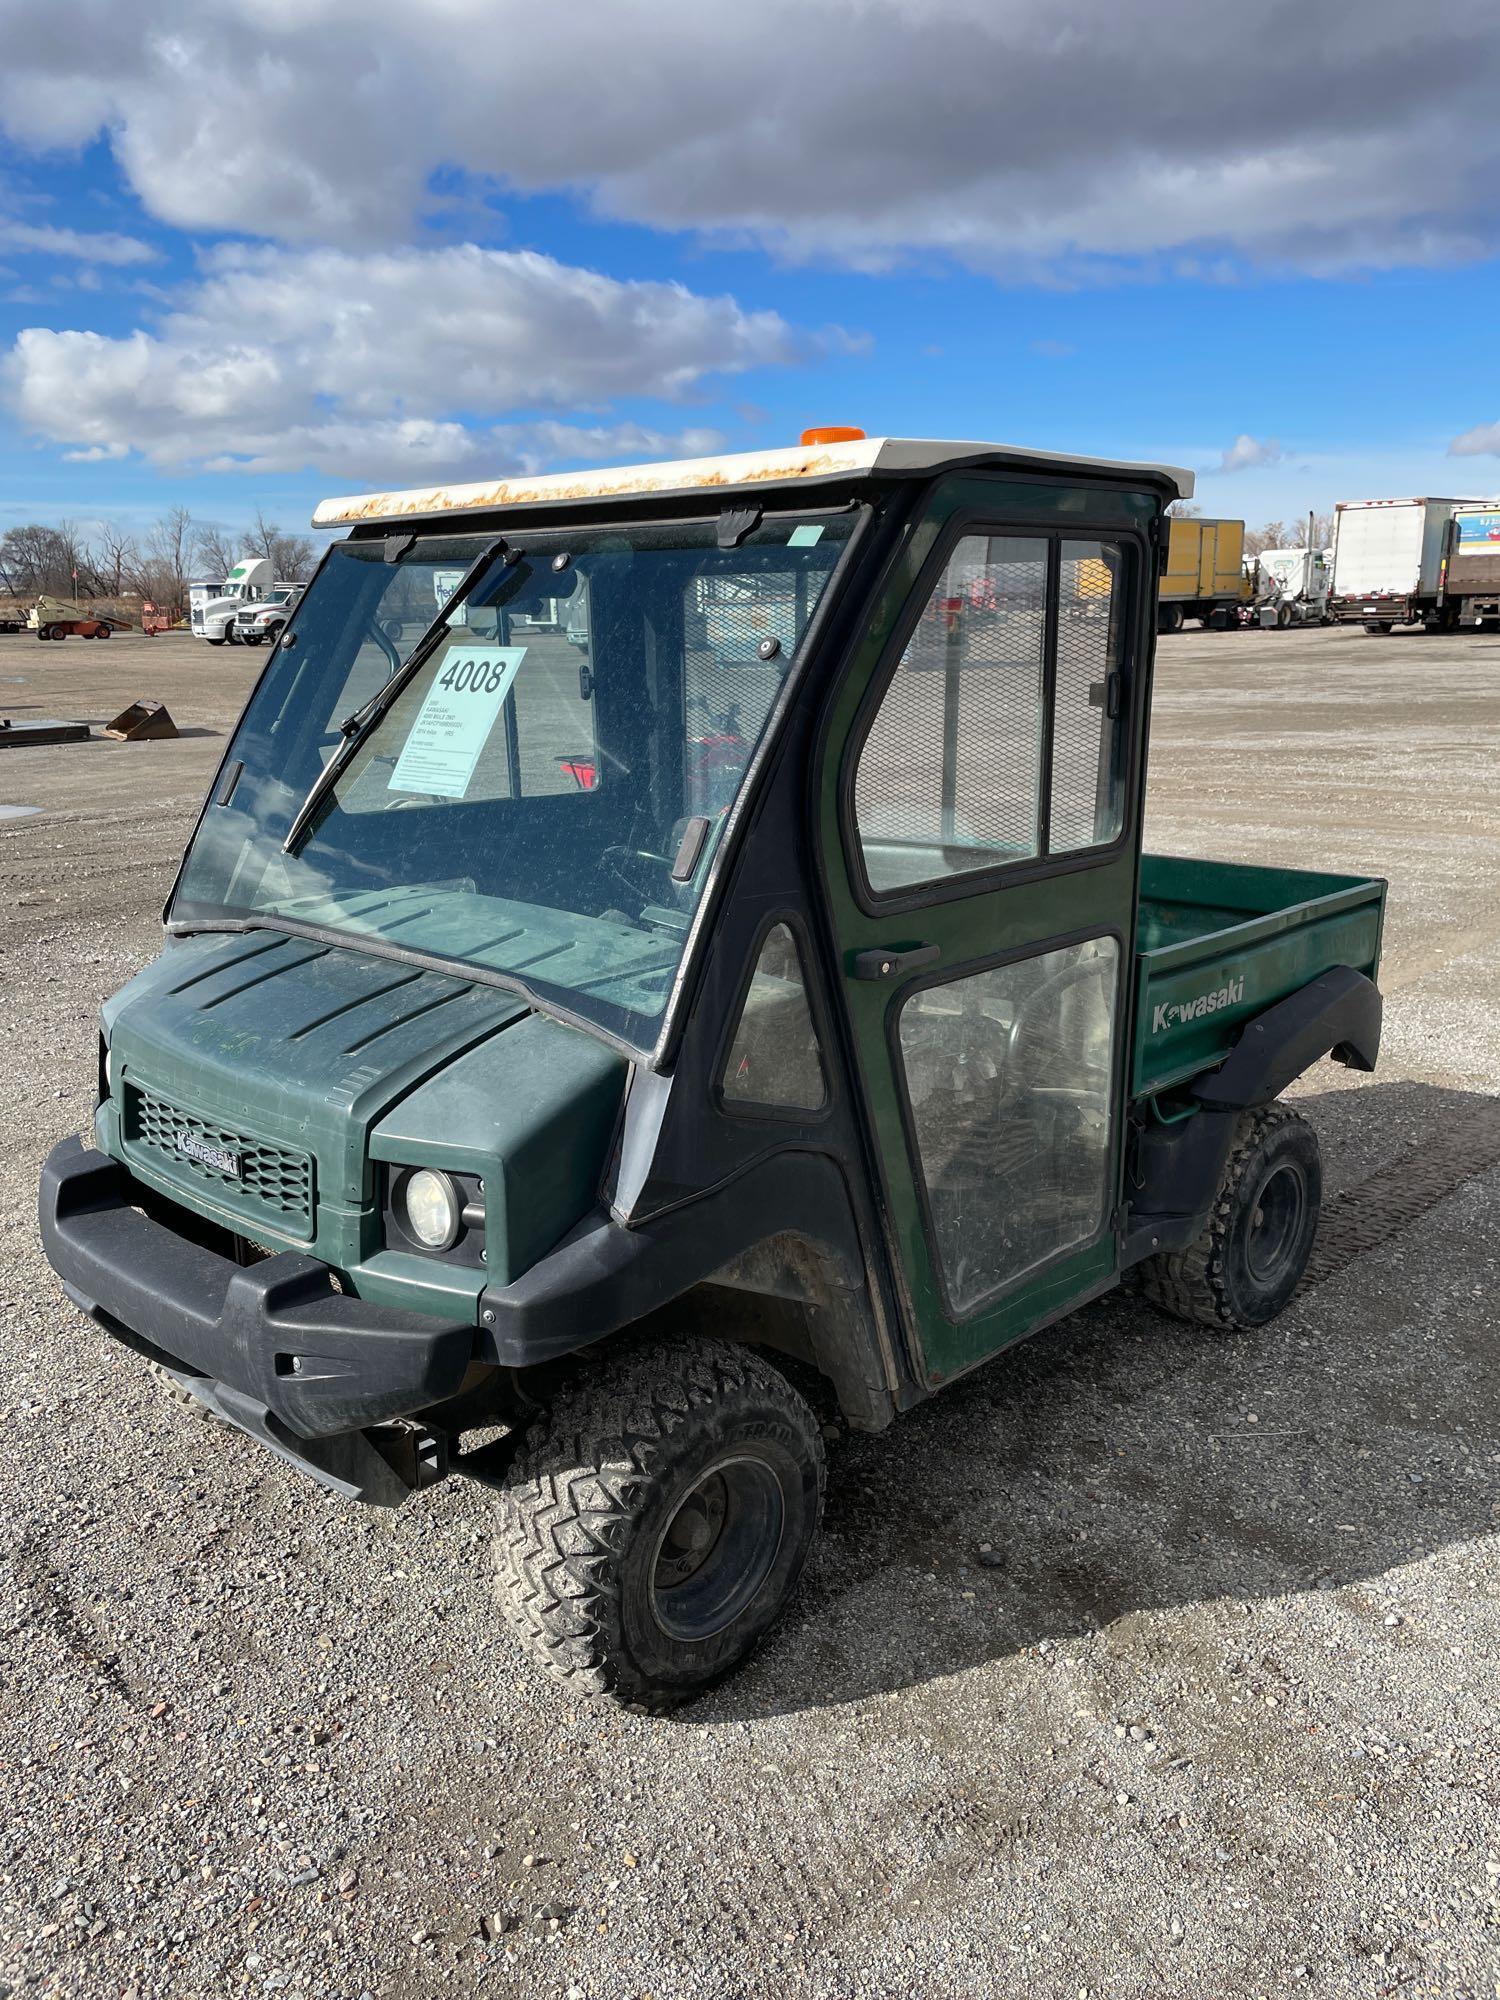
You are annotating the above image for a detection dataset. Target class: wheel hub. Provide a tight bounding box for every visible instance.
[1245,1161,1306,1284]
[650,1455,786,1643]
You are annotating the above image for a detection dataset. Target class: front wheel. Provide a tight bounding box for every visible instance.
[494,1337,825,1707]
[1132,1103,1321,1330]
[206,633,226,646]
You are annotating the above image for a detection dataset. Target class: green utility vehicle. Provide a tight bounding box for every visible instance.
[41,432,1385,1706]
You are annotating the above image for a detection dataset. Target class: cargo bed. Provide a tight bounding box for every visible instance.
[1133,855,1385,1098]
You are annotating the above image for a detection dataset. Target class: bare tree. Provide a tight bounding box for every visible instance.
[1310,510,1334,548]
[135,505,194,615]
[247,508,316,580]
[0,523,77,599]
[1166,500,1201,518]
[192,523,238,581]
[1243,520,1290,557]
[91,522,139,598]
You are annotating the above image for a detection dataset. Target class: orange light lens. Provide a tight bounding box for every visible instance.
[799,425,866,446]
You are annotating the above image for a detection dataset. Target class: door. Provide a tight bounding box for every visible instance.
[818,476,1153,1387]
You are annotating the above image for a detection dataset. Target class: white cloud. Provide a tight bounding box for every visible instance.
[1449,420,1500,457]
[3,243,806,480]
[1217,434,1284,474]
[2,2,1497,278]
[0,218,157,265]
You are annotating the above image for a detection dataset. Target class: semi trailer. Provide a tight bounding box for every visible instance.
[1435,506,1500,629]
[1328,496,1483,632]
[1156,516,1248,632]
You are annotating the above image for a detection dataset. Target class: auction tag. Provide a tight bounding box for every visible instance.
[387,645,525,798]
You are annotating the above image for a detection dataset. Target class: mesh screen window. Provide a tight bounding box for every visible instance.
[853,533,1128,894]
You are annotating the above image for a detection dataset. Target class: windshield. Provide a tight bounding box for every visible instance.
[171,512,856,1049]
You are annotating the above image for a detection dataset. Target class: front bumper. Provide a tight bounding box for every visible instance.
[39,1137,473,1504]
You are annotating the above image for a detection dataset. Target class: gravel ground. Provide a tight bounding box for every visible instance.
[0,623,1497,2000]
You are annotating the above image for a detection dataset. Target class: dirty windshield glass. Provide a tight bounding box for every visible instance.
[171,514,856,1048]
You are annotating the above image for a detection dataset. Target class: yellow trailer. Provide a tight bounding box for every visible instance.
[1159,517,1249,632]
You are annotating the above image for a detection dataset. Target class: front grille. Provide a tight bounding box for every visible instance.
[124,1082,314,1236]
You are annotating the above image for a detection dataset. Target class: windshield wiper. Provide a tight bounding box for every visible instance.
[283,537,520,857]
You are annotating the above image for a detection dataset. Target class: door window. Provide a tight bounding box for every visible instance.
[854,535,1046,892]
[1051,542,1126,850]
[852,533,1129,894]
[896,937,1120,1313]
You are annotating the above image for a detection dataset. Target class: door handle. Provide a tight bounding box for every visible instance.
[852,942,941,981]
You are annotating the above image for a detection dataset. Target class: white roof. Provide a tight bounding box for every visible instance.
[312,435,1193,528]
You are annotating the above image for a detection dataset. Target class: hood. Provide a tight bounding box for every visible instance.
[103,931,628,1286]
[106,931,530,1242]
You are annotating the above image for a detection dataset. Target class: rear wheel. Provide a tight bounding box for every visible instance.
[494,1337,825,1707]
[1276,602,1293,629]
[1156,603,1184,635]
[1133,1103,1321,1330]
[1363,621,1393,635]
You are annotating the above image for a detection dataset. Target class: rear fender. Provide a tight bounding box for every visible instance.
[1124,966,1381,1265]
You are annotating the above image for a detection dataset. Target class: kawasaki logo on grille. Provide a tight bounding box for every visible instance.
[1152,977,1244,1035]
[175,1130,241,1177]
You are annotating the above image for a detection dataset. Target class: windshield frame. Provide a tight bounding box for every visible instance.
[164,498,874,1067]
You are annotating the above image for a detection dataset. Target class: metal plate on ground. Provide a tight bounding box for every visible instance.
[0,718,90,748]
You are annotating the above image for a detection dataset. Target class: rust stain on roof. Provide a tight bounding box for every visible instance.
[311,440,888,528]
[311,436,1193,529]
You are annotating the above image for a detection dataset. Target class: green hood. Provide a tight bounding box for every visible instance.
[102,931,627,1307]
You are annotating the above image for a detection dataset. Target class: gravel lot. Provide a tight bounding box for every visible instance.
[1,622,1497,2000]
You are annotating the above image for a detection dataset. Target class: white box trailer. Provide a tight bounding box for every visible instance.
[1329,497,1483,631]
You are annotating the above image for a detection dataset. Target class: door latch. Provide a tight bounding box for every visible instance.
[852,943,941,981]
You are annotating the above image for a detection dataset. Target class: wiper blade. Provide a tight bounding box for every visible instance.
[282,537,516,857]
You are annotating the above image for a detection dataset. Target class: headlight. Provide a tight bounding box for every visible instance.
[399,1168,460,1250]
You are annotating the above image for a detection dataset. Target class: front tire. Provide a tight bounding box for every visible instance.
[494,1337,826,1707]
[1133,1103,1321,1330]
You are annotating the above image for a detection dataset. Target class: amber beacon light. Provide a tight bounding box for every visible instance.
[799,425,867,446]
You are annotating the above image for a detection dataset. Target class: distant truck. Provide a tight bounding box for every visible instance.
[1251,547,1332,627]
[1328,497,1483,632]
[1435,506,1500,630]
[233,585,306,646]
[1157,516,1248,632]
[191,557,298,645]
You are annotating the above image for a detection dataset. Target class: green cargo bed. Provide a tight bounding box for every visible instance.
[1133,854,1385,1098]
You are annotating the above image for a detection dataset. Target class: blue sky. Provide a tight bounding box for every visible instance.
[3,2,1499,549]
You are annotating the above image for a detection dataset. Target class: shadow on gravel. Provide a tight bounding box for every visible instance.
[691,1078,1500,1719]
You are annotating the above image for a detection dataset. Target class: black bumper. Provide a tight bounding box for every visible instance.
[39,1138,473,1505]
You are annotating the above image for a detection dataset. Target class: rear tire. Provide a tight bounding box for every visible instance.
[1363,621,1393,635]
[1132,1103,1322,1330]
[1156,603,1184,635]
[493,1337,826,1707]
